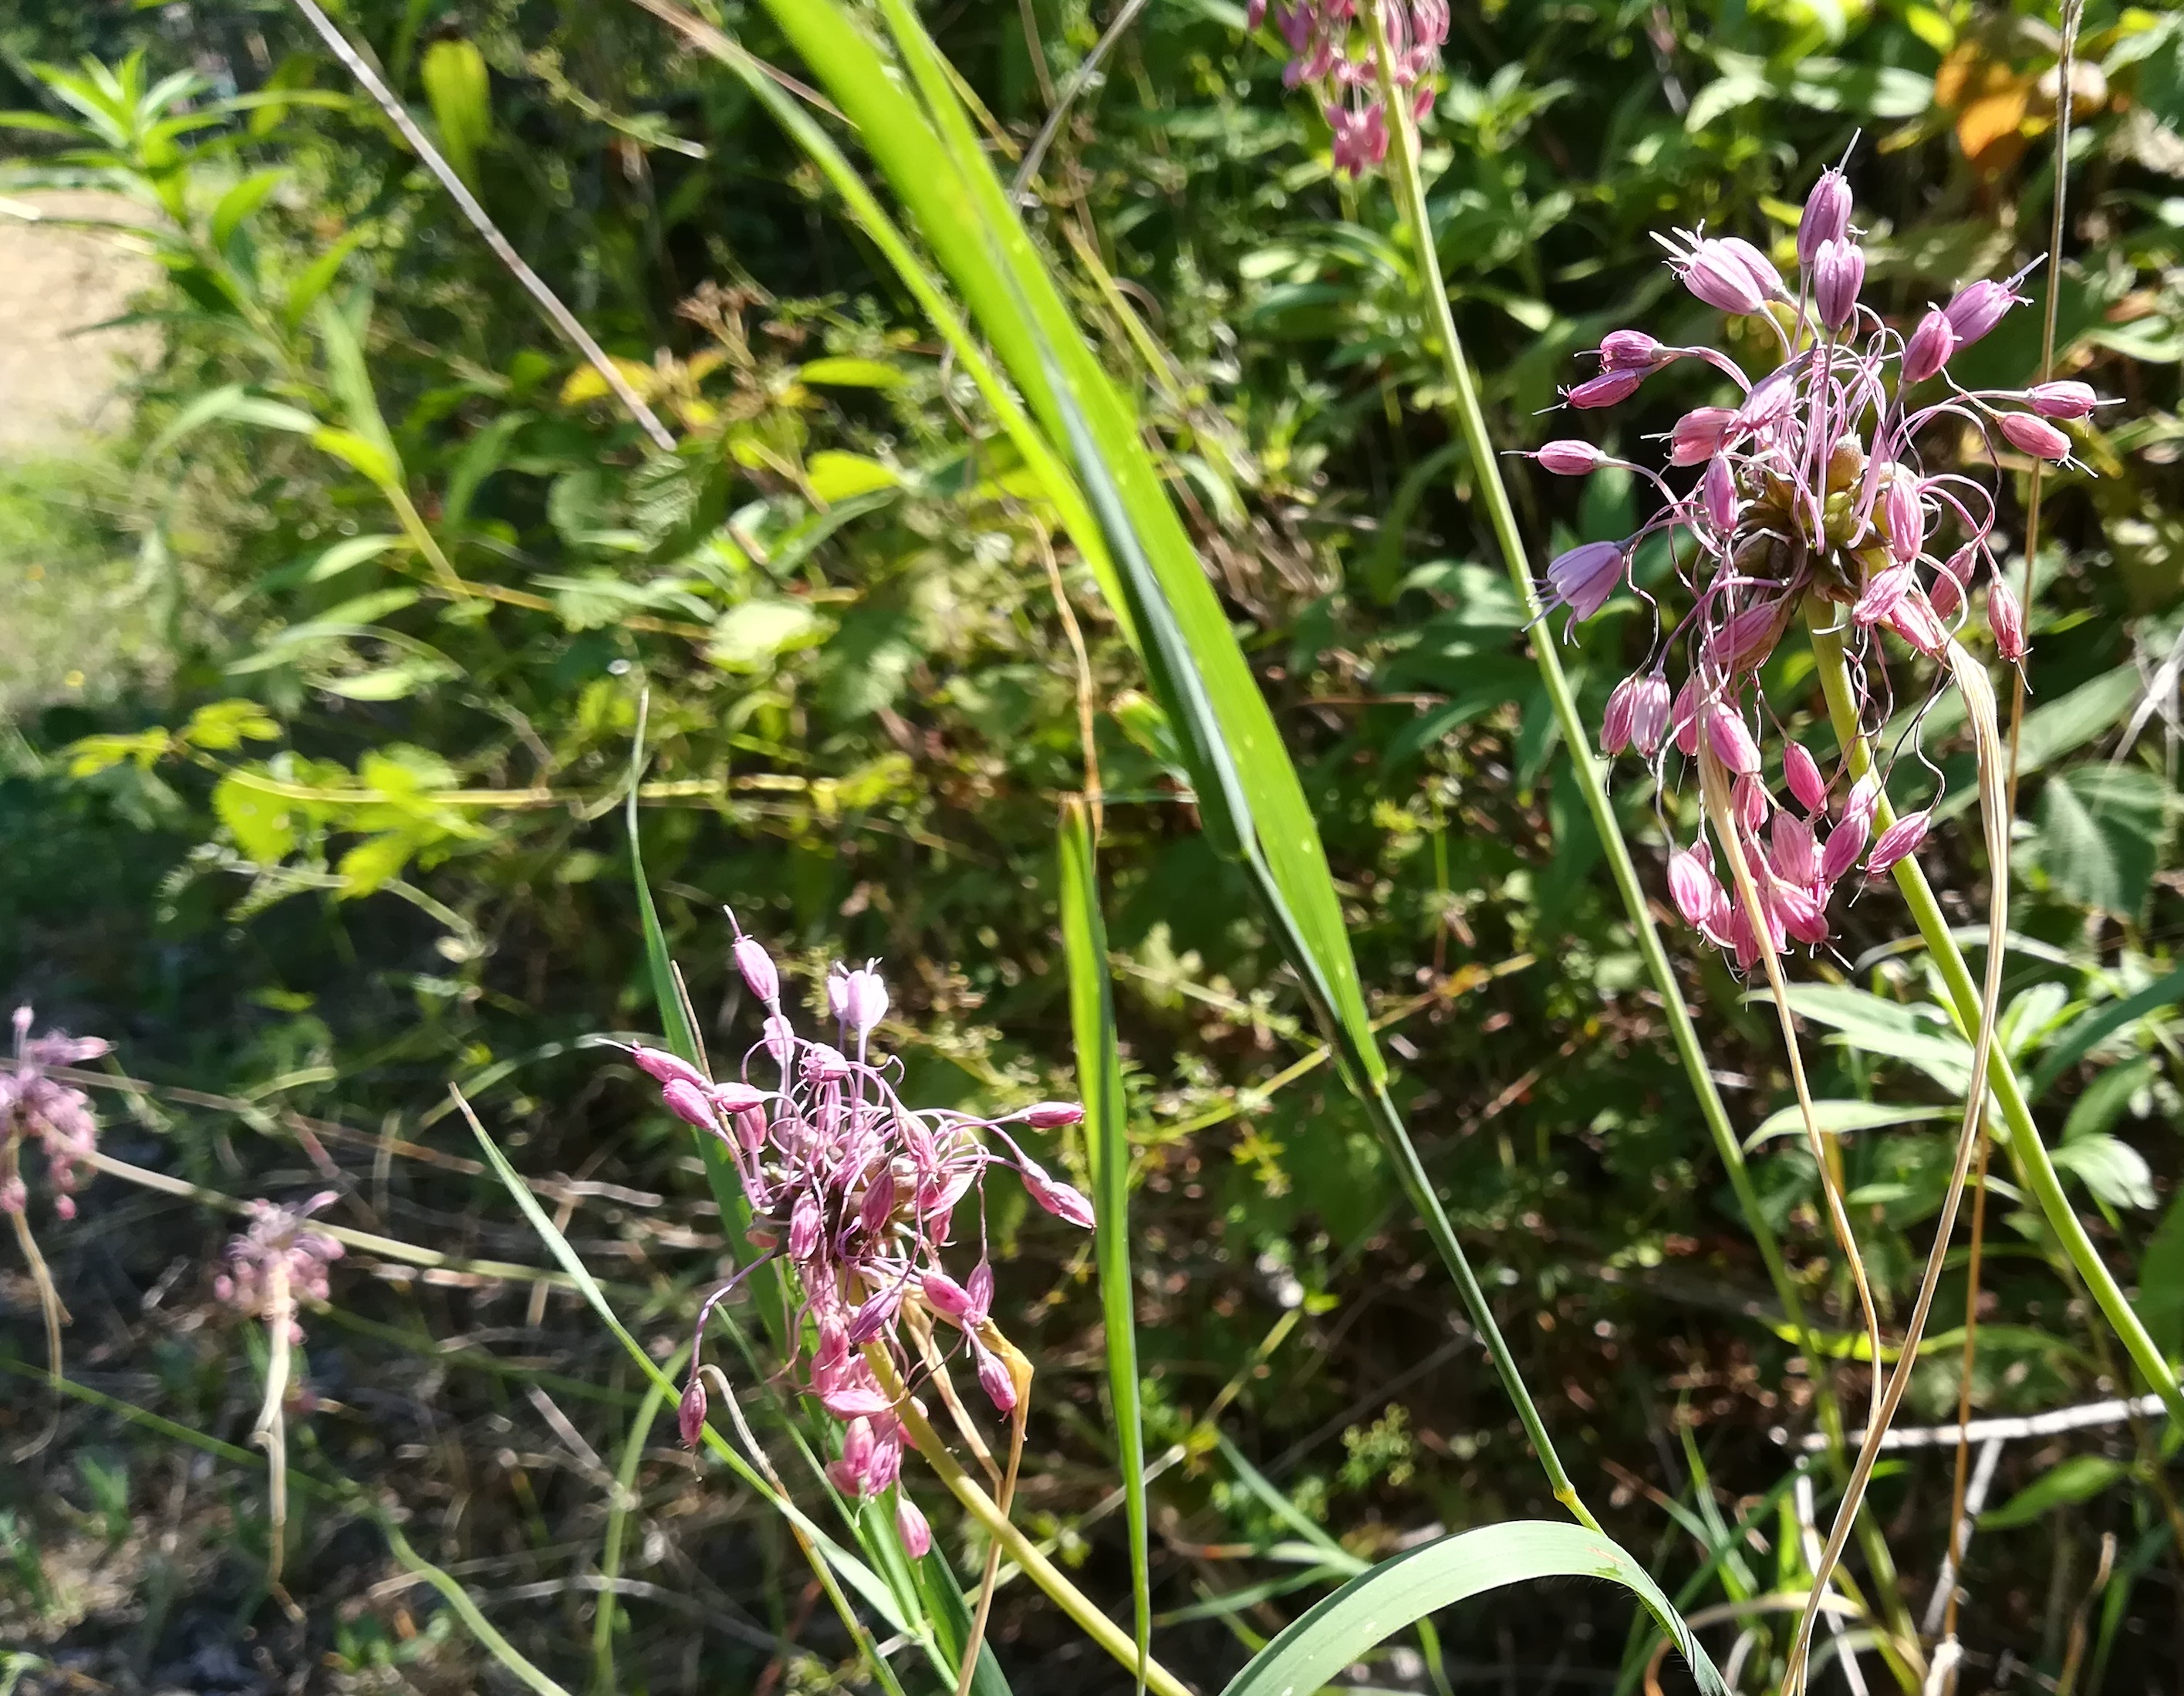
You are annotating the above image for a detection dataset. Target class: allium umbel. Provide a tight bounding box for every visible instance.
[1245,0,1446,176]
[2,1006,110,1221]
[627,919,1092,1504]
[216,1192,345,1343]
[1539,169,2095,968]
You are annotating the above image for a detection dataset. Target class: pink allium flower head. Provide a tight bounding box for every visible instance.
[1669,407,1736,467]
[631,927,1090,1475]
[1812,237,1865,333]
[1901,309,1956,383]
[1999,411,2071,463]
[221,1192,344,1340]
[2027,380,2098,421]
[1797,166,1853,265]
[1535,439,1608,475]
[1254,2,1447,175]
[1567,369,1645,410]
[1598,329,1666,370]
[1544,540,1624,621]
[1989,578,2027,662]
[1784,741,1827,813]
[3,1008,111,1219]
[897,1494,933,1558]
[1944,267,2034,346]
[1867,810,1932,874]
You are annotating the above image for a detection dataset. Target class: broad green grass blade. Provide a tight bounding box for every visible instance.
[744,0,1595,1526]
[1058,797,1151,1689]
[379,1517,579,1696]
[1220,1522,1728,1696]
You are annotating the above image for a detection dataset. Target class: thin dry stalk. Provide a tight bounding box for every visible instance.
[2055,1532,2116,1696]
[285,0,677,454]
[4,1147,67,1459]
[1035,522,1105,836]
[251,1256,303,1620]
[1696,748,1884,1424]
[1787,641,2011,1695]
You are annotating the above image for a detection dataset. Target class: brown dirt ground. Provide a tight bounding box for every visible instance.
[0,189,157,451]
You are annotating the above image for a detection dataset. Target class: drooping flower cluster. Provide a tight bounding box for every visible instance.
[1,1006,110,1220]
[1531,165,2099,968]
[1245,0,1448,175]
[626,917,1092,1559]
[214,1192,344,1343]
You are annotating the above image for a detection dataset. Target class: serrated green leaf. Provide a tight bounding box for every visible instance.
[181,699,281,750]
[214,773,297,864]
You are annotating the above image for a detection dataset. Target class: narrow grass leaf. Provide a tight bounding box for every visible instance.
[1058,798,1152,1688]
[1219,1521,1727,1696]
[378,1517,579,1696]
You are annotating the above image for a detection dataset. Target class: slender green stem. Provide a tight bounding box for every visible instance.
[1806,613,2184,1424]
[1360,0,1817,1441]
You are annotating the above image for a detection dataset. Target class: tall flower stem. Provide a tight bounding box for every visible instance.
[1806,611,2184,1425]
[1361,0,1809,1423]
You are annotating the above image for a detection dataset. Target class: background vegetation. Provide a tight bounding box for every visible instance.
[2,0,2181,1691]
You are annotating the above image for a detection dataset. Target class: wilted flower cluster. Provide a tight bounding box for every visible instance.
[215,1192,344,1342]
[1531,165,2098,968]
[2,1006,110,1220]
[626,917,1092,1559]
[1245,0,1447,175]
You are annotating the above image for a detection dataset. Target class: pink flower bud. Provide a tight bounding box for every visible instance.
[819,1380,894,1421]
[830,965,889,1036]
[1711,601,1789,674]
[679,1378,708,1446]
[1736,365,1799,431]
[790,1192,822,1261]
[1841,772,1882,827]
[1885,591,1950,658]
[1672,676,1701,756]
[1989,579,2027,661]
[1567,370,1644,410]
[1668,846,1723,929]
[2027,380,2098,420]
[1812,237,1865,333]
[628,1046,708,1090]
[732,934,780,1005]
[1625,674,1672,756]
[1770,812,1820,887]
[848,1285,903,1345]
[1882,471,1924,564]
[1720,236,1786,302]
[859,1169,897,1235]
[1669,407,1736,466]
[896,1494,933,1558]
[801,1042,851,1082]
[1944,272,2030,347]
[1735,772,1770,834]
[1701,454,1738,530]
[1797,167,1852,265]
[1867,810,1932,874]
[1784,741,1826,813]
[761,1013,795,1065]
[1598,329,1665,370]
[1678,238,1770,316]
[1602,674,1641,755]
[1853,562,1916,627]
[710,1081,766,1114]
[1703,702,1762,775]
[1772,880,1830,946]
[1019,1160,1096,1229]
[732,1105,768,1154]
[1999,412,2070,463]
[1024,1101,1085,1129]
[967,1262,994,1319]
[973,1341,1018,1414]
[53,1194,76,1221]
[830,1417,876,1494]
[1545,540,1624,621]
[1534,438,1608,475]
[921,1269,975,1322]
[1901,308,1956,383]
[661,1077,717,1130]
